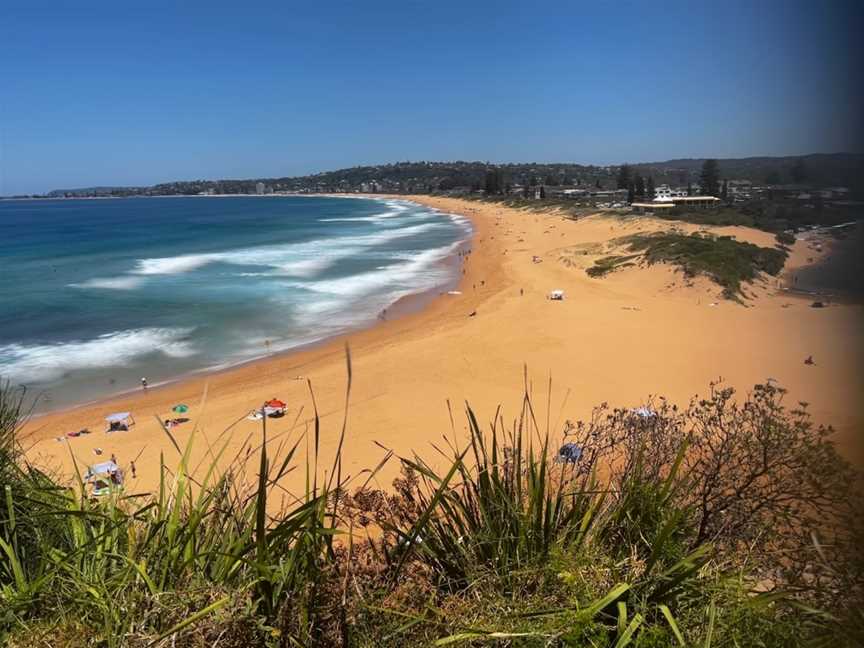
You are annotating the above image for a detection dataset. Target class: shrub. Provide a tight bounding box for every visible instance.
[587,231,789,298]
[775,230,796,246]
[1,372,859,646]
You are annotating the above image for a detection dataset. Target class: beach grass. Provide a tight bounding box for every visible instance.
[585,254,642,278]
[587,232,788,298]
[1,370,861,646]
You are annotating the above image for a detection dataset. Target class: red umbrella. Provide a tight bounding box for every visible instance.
[265,399,286,409]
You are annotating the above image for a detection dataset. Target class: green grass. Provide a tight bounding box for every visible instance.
[465,194,622,219]
[653,207,757,229]
[587,231,788,298]
[1,368,860,646]
[651,203,861,234]
[585,254,641,277]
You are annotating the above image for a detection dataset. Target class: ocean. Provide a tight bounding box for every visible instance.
[790,224,864,301]
[0,195,470,410]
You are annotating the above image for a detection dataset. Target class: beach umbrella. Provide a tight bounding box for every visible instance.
[265,399,286,409]
[172,404,189,414]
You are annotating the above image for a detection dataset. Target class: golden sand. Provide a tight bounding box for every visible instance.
[22,196,864,494]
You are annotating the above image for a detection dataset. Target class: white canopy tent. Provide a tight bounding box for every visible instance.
[86,460,124,496]
[105,411,135,431]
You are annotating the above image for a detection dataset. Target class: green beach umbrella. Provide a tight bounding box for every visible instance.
[172,404,189,414]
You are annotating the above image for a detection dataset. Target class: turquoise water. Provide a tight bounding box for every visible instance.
[0,195,470,410]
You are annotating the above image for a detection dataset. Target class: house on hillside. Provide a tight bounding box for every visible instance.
[547,186,591,199]
[653,184,689,201]
[631,195,720,214]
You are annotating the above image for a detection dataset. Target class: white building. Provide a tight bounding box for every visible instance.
[255,182,265,195]
[653,184,689,202]
[633,195,720,214]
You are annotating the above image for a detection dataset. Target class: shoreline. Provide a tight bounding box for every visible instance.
[22,197,863,493]
[783,223,863,303]
[18,193,470,417]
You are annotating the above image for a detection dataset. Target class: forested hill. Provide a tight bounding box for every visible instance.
[632,153,864,189]
[38,153,864,198]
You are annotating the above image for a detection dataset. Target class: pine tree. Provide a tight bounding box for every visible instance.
[627,183,635,204]
[814,192,824,213]
[635,174,645,198]
[765,170,781,185]
[687,182,693,196]
[791,158,807,184]
[595,179,602,189]
[484,170,498,195]
[539,185,546,199]
[523,185,531,198]
[699,159,720,196]
[721,180,728,201]
[616,164,632,189]
[647,177,655,200]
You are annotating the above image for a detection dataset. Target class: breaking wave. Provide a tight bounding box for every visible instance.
[0,328,196,384]
[299,242,459,297]
[70,276,147,290]
[129,222,442,278]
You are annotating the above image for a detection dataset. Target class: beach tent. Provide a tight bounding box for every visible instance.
[263,398,287,417]
[549,289,565,300]
[172,404,189,414]
[631,406,657,419]
[555,443,582,464]
[85,460,124,497]
[105,412,135,431]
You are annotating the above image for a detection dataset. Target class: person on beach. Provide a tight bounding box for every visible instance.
[141,377,148,391]
[130,461,136,479]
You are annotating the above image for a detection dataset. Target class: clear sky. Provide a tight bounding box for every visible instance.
[2,0,862,194]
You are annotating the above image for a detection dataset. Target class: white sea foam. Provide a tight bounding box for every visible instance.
[0,328,196,384]
[320,202,412,223]
[319,213,402,223]
[70,276,147,290]
[134,254,220,275]
[129,222,441,278]
[296,241,459,298]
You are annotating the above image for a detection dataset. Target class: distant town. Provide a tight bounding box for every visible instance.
[5,154,862,233]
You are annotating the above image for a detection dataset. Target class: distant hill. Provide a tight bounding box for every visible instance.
[38,153,864,198]
[631,153,864,189]
[47,186,145,197]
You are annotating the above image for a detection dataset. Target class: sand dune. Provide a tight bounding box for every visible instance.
[22,196,864,496]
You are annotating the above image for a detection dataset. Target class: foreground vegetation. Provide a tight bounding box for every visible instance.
[1,366,861,646]
[651,203,860,235]
[587,232,788,298]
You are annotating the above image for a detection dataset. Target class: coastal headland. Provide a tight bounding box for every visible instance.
[21,196,864,494]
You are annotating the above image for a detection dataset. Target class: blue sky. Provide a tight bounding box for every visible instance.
[2,0,861,194]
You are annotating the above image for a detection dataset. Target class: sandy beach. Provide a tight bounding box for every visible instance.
[21,196,864,495]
